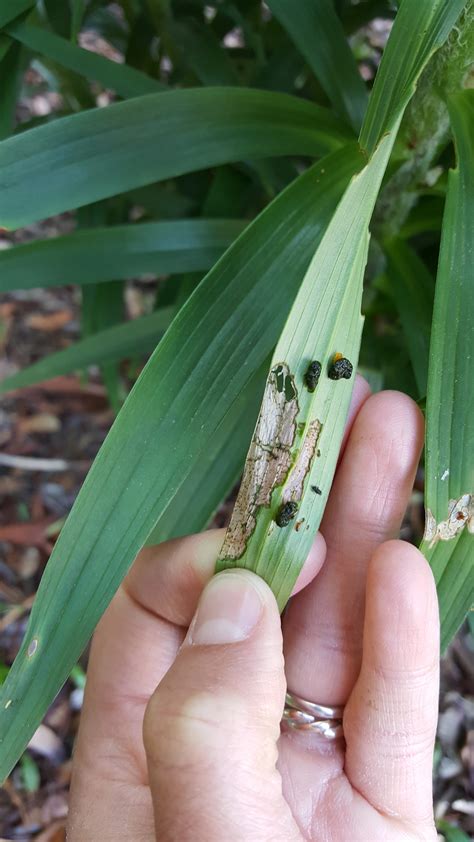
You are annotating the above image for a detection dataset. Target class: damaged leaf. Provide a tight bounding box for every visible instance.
[421,88,474,650]
[220,363,298,559]
[424,494,474,547]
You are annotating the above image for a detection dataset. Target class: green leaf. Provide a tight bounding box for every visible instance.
[215,0,465,606]
[19,752,40,793]
[0,142,365,778]
[0,219,247,292]
[0,0,35,29]
[359,0,468,154]
[43,0,72,38]
[217,132,394,606]
[71,0,86,42]
[69,663,86,690]
[421,88,474,651]
[0,87,352,229]
[147,361,268,543]
[81,280,126,412]
[0,34,13,61]
[0,308,174,394]
[6,20,165,97]
[400,197,445,239]
[0,39,23,140]
[384,238,434,397]
[167,17,240,86]
[437,820,471,842]
[267,0,368,131]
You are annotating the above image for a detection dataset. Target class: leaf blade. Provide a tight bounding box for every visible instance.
[0,0,35,29]
[0,309,174,394]
[359,0,468,154]
[421,88,474,649]
[0,219,247,291]
[267,0,368,131]
[0,87,352,229]
[6,20,165,98]
[0,143,365,778]
[384,238,434,397]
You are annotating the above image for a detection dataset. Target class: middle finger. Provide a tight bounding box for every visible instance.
[283,390,424,705]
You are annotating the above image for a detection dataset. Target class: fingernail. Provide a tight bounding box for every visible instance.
[190,572,264,645]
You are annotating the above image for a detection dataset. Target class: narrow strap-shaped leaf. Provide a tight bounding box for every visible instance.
[0,308,174,394]
[217,132,394,606]
[0,40,23,140]
[167,17,240,86]
[147,362,269,543]
[0,87,352,229]
[359,0,468,154]
[6,20,165,97]
[216,0,466,607]
[0,143,365,778]
[0,34,12,61]
[267,0,368,131]
[384,238,434,397]
[421,88,474,650]
[43,0,72,38]
[0,219,247,291]
[0,0,35,29]
[71,0,86,42]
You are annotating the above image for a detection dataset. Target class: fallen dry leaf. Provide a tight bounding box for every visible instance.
[27,311,73,331]
[0,519,55,551]
[35,821,67,841]
[19,414,62,435]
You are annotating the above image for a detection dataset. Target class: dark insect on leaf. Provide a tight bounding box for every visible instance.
[311,485,322,494]
[275,501,299,527]
[304,360,322,392]
[328,353,353,380]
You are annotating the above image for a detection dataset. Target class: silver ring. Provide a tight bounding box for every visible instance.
[282,691,344,740]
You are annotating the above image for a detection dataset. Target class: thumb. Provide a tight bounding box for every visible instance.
[143,569,296,842]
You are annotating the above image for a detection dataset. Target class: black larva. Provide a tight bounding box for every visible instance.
[328,355,353,380]
[275,501,299,527]
[304,360,322,392]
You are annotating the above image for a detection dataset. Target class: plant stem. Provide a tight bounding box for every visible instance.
[373,0,474,239]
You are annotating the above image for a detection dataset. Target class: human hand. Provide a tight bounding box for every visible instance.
[67,381,439,841]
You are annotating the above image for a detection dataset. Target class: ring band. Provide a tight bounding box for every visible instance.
[282,691,344,740]
[285,692,343,721]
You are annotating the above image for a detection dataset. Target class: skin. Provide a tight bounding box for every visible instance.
[67,380,439,841]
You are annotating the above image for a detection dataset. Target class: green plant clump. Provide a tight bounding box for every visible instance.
[0,0,472,780]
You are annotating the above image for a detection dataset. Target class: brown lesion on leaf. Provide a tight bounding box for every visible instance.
[282,419,322,504]
[424,493,473,548]
[220,363,299,560]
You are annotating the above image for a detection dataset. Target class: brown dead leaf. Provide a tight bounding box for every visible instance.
[0,302,16,320]
[27,311,73,331]
[0,519,55,551]
[19,414,61,435]
[0,594,35,632]
[35,821,67,841]
[12,375,106,398]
